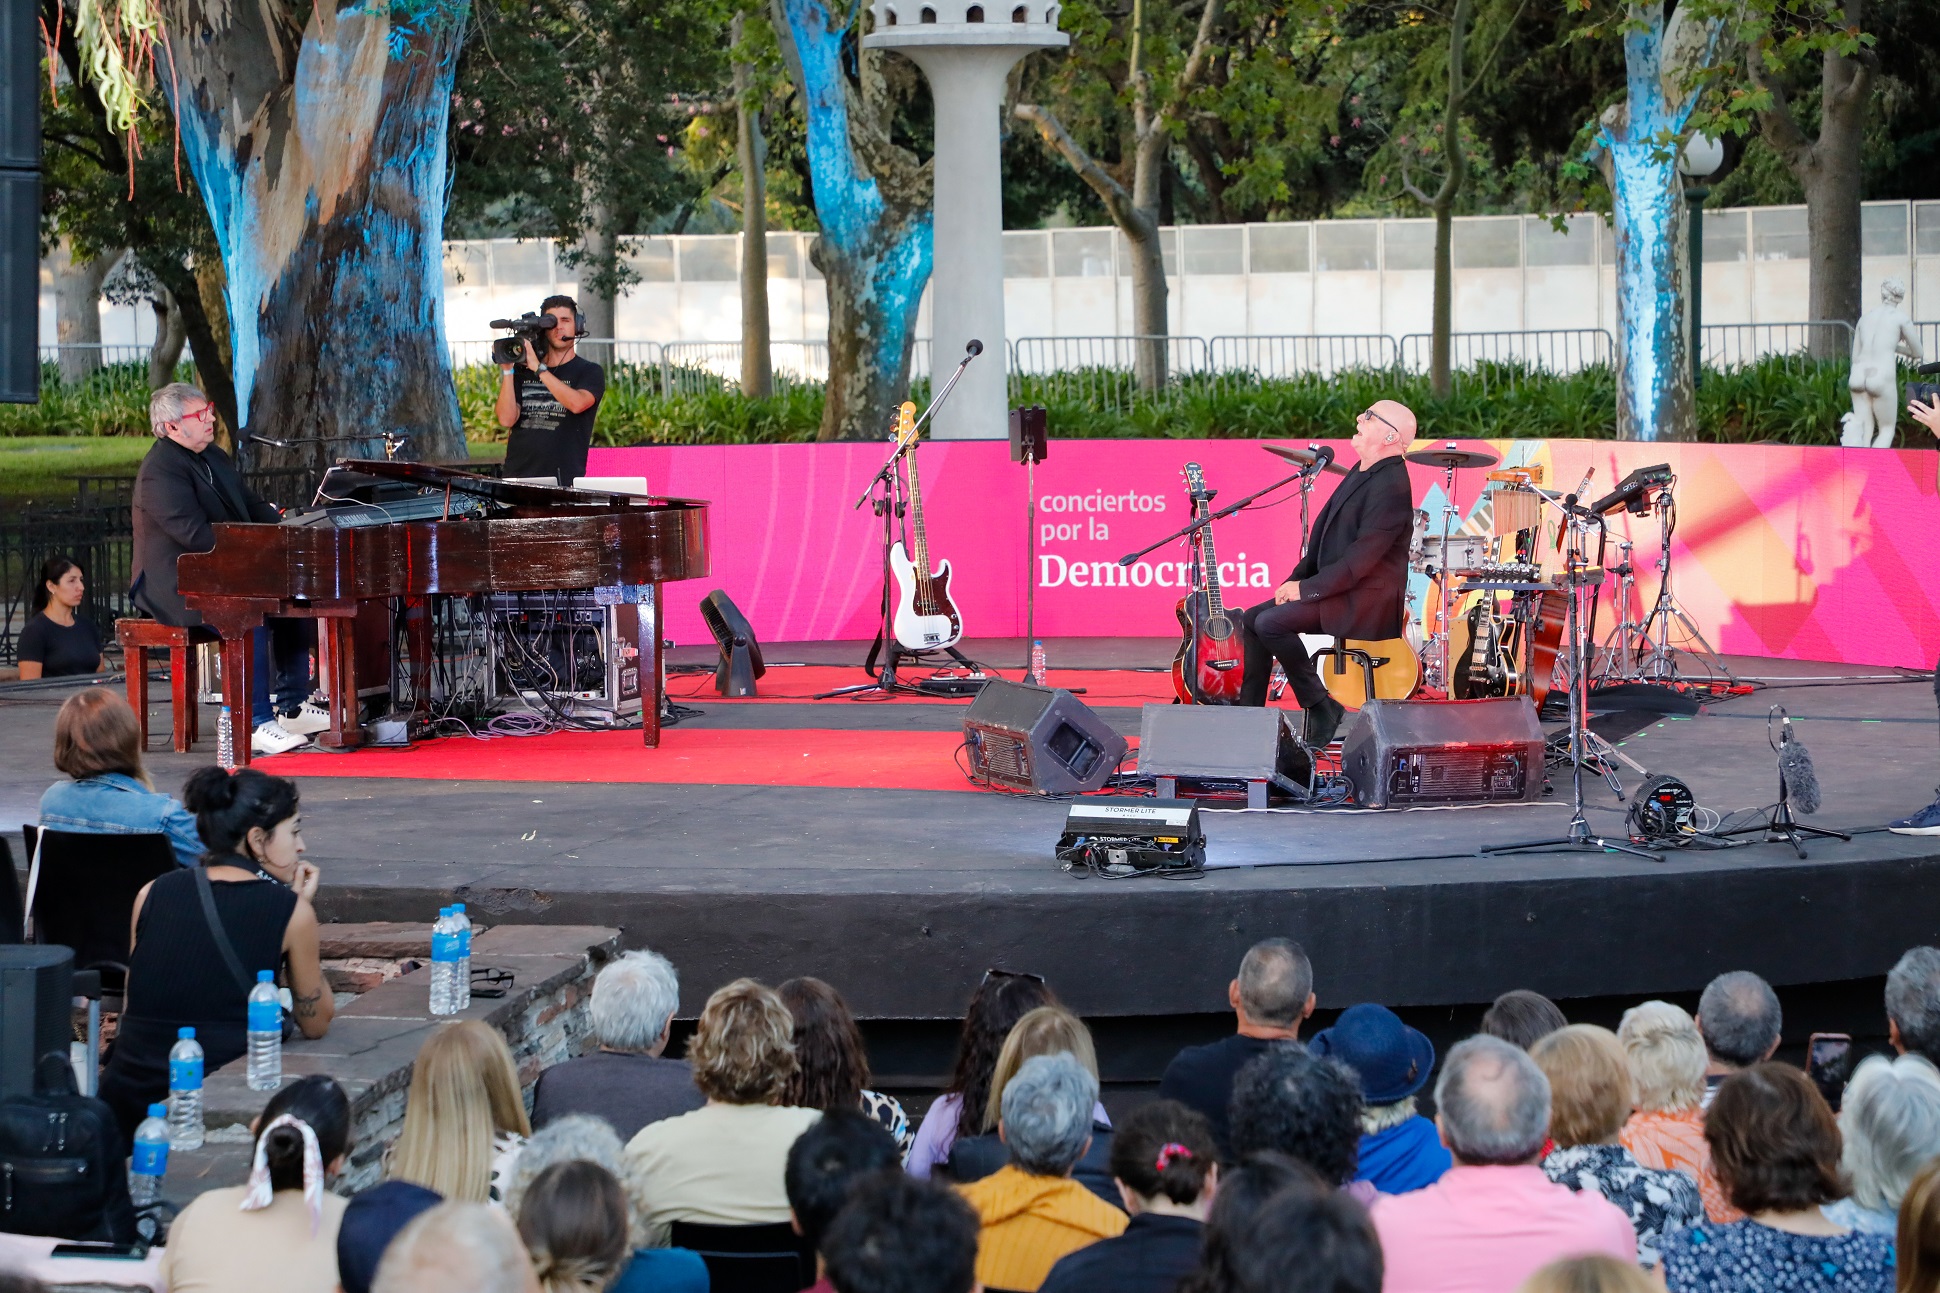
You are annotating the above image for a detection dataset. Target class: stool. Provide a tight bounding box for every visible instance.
[1315,636,1420,711]
[116,619,220,753]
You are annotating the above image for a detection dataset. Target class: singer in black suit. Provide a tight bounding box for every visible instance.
[1237,401,1419,747]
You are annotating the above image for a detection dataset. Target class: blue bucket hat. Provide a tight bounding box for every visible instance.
[1309,1003,1436,1105]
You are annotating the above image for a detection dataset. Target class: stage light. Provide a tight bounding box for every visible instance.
[698,590,765,697]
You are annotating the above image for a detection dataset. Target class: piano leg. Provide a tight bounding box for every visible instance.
[641,583,662,748]
[315,614,365,750]
[219,630,254,769]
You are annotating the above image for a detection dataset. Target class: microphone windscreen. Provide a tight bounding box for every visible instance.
[1778,735,1821,815]
[966,339,984,356]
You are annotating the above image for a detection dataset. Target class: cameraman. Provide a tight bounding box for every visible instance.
[496,294,607,484]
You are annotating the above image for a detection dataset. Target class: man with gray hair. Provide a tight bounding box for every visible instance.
[529,948,703,1139]
[1159,937,1316,1156]
[1371,1036,1634,1292]
[959,1054,1127,1292]
[1696,970,1783,1106]
[132,381,320,756]
[1887,947,1940,1066]
[370,1201,540,1293]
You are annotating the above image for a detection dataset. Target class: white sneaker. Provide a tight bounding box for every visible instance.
[252,720,310,756]
[278,699,332,736]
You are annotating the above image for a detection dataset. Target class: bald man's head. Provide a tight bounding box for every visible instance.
[1354,400,1418,464]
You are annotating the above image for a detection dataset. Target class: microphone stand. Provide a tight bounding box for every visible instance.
[1116,469,1309,567]
[1714,708,1850,858]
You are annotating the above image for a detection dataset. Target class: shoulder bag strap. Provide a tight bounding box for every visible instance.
[192,866,255,997]
[22,825,43,940]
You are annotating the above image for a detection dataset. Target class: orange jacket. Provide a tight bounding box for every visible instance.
[958,1165,1128,1292]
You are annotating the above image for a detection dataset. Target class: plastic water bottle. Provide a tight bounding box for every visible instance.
[1030,640,1047,687]
[167,1028,204,1150]
[247,970,283,1091]
[216,705,235,770]
[130,1103,170,1205]
[451,904,472,1012]
[429,907,459,1015]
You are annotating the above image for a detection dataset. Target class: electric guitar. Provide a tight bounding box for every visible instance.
[1171,462,1245,704]
[888,402,964,652]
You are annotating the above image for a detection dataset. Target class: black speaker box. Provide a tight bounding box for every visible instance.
[1340,696,1546,809]
[963,679,1127,795]
[0,945,75,1100]
[0,170,34,405]
[0,0,34,170]
[1137,704,1311,807]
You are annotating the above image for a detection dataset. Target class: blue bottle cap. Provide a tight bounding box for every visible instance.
[178,1026,195,1039]
[257,969,274,982]
[453,903,466,914]
[147,1103,167,1117]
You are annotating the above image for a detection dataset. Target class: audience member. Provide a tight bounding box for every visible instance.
[1822,1054,1940,1235]
[16,556,104,680]
[946,1006,1117,1202]
[38,687,202,866]
[98,765,334,1142]
[516,1160,630,1293]
[1228,1042,1367,1199]
[388,1020,532,1203]
[781,976,913,1156]
[1180,1152,1321,1293]
[1658,1064,1894,1293]
[336,1181,444,1293]
[1887,948,1940,1068]
[1615,1000,1737,1223]
[530,949,703,1139]
[1230,1176,1383,1293]
[958,1053,1128,1292]
[1529,1024,1703,1266]
[626,977,821,1243]
[822,1173,981,1293]
[1159,939,1315,1157]
[1310,1003,1450,1194]
[1480,990,1568,1052]
[908,969,1058,1179]
[1371,1035,1635,1293]
[786,1108,904,1293]
[1514,1256,1656,1293]
[1039,1100,1218,1293]
[1898,1158,1940,1293]
[370,1201,541,1293]
[158,1076,352,1293]
[1696,971,1784,1107]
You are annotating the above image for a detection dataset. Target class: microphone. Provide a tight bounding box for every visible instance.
[965,339,984,357]
[1776,712,1822,815]
[1918,360,1940,376]
[247,435,294,449]
[1308,444,1336,472]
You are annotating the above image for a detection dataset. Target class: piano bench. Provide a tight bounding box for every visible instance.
[117,619,221,754]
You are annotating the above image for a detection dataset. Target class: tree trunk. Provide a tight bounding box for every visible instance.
[1803,29,1869,352]
[579,196,619,369]
[1428,0,1471,401]
[735,15,773,400]
[51,240,122,385]
[148,289,189,389]
[158,0,469,472]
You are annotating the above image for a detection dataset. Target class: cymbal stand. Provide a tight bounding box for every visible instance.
[1483,507,1663,863]
[1591,539,1641,684]
[1633,484,1736,685]
[1423,461,1462,695]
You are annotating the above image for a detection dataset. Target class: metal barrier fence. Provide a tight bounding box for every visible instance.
[1208,334,1399,387]
[0,500,136,666]
[660,341,831,396]
[1700,321,1855,372]
[1010,336,1212,412]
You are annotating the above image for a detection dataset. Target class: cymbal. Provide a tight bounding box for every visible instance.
[1261,443,1349,475]
[1405,442,1500,471]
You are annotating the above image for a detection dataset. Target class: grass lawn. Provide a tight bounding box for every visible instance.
[0,438,508,509]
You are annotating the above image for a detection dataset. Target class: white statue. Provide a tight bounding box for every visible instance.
[1843,279,1923,449]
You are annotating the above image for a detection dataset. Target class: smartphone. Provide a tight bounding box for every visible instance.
[49,1241,145,1259]
[1806,1032,1854,1111]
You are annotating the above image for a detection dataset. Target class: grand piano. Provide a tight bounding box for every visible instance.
[178,460,710,766]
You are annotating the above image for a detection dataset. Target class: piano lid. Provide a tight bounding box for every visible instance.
[327,459,704,511]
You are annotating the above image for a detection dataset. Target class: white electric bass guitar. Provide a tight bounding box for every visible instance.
[887,401,964,652]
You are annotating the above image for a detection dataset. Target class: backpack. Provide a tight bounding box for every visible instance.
[0,1052,135,1244]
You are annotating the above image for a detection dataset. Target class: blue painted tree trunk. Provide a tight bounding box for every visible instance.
[774,0,933,442]
[160,0,468,466]
[1596,2,1712,442]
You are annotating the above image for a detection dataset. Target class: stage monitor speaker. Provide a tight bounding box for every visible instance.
[1009,406,1047,463]
[0,170,35,405]
[698,590,764,697]
[964,679,1126,795]
[0,945,75,1100]
[0,0,33,170]
[1340,696,1545,809]
[1137,704,1311,807]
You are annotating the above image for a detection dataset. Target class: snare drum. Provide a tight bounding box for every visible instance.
[1491,485,1542,537]
[1420,533,1491,573]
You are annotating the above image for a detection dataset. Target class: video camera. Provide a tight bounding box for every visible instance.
[490,312,560,367]
[1910,359,1940,411]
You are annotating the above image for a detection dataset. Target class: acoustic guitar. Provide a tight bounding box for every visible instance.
[887,402,964,652]
[1170,462,1245,704]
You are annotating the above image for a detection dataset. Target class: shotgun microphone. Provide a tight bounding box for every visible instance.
[1775,708,1822,815]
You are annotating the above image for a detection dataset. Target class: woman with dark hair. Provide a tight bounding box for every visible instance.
[1657,1064,1894,1293]
[516,1160,630,1293]
[98,766,335,1142]
[779,976,913,1158]
[38,687,203,866]
[159,1075,353,1293]
[1481,990,1569,1052]
[907,969,1058,1179]
[1181,1151,1324,1293]
[16,555,104,680]
[1039,1100,1219,1293]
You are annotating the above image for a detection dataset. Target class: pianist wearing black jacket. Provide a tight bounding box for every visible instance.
[130,383,321,757]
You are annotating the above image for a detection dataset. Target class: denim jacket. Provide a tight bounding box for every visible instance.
[37,773,203,868]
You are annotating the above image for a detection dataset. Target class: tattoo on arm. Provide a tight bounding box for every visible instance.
[294,987,324,1019]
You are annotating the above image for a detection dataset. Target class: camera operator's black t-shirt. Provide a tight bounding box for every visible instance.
[503,355,606,484]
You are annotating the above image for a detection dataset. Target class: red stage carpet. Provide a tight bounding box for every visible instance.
[271,728,1003,792]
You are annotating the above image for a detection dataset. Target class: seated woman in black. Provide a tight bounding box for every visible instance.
[100,766,335,1142]
[17,555,105,679]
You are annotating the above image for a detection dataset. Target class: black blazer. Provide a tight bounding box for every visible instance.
[129,438,279,626]
[1289,454,1415,640]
